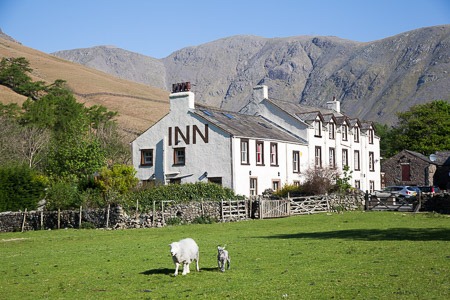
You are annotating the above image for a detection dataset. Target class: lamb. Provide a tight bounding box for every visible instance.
[169,238,200,276]
[217,245,230,272]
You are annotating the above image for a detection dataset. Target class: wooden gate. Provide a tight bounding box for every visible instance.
[259,199,290,219]
[221,199,248,221]
[367,195,416,212]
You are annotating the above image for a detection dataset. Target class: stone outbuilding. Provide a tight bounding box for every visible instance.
[381,149,450,190]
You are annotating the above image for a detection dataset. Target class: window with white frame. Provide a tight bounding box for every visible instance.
[293,151,300,173]
[256,141,264,165]
[315,146,322,168]
[140,149,153,166]
[354,126,360,143]
[174,148,185,165]
[355,180,361,190]
[342,124,348,141]
[329,148,336,168]
[241,139,249,165]
[354,150,360,171]
[270,143,278,166]
[314,119,322,137]
[369,151,375,171]
[342,149,348,168]
[368,128,374,144]
[369,180,375,193]
[329,122,335,139]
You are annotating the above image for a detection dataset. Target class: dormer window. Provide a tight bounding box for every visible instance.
[314,119,322,137]
[368,128,374,144]
[354,126,360,143]
[342,124,348,141]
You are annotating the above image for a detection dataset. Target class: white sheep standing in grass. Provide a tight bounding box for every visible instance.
[217,245,230,272]
[169,238,199,276]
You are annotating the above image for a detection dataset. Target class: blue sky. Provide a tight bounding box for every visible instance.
[1,0,449,58]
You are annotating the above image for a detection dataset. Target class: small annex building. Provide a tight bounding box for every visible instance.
[381,149,450,190]
[131,82,381,197]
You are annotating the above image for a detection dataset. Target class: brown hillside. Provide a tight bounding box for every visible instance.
[0,37,169,138]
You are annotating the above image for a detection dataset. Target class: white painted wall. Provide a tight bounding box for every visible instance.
[231,137,307,196]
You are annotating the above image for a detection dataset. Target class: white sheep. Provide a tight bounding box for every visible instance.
[169,238,200,276]
[217,245,230,272]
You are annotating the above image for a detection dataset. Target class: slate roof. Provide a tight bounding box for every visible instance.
[193,104,306,144]
[393,150,450,166]
[266,98,344,117]
[434,151,450,166]
[263,98,377,132]
[360,121,374,131]
[404,150,431,162]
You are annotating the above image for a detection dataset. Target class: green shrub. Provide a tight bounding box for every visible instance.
[192,215,217,224]
[79,221,96,229]
[46,179,82,210]
[166,217,182,226]
[273,183,303,198]
[126,182,242,212]
[0,164,47,211]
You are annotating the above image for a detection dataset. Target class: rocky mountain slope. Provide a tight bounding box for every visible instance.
[53,25,450,125]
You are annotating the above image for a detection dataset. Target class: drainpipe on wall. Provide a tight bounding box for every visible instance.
[230,136,235,192]
[163,136,167,185]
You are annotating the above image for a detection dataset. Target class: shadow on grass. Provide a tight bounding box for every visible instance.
[140,267,219,276]
[263,228,450,241]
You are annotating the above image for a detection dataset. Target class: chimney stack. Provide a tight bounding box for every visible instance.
[253,85,268,103]
[170,81,195,112]
[326,96,340,113]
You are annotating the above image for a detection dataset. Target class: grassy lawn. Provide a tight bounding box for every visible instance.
[1,211,449,299]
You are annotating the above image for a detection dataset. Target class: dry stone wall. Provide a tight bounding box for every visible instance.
[2,194,447,232]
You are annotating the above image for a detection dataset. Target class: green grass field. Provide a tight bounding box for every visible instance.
[1,211,449,299]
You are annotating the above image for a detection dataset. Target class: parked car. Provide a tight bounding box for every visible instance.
[418,186,441,195]
[410,186,422,195]
[372,186,418,198]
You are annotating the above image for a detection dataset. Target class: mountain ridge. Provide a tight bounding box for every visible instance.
[52,25,450,125]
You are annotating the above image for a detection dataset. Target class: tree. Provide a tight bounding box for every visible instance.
[335,165,353,194]
[374,123,397,159]
[302,166,340,195]
[17,126,51,169]
[95,164,139,205]
[0,102,22,119]
[0,57,45,99]
[390,100,450,155]
[0,117,22,165]
[46,138,106,179]
[21,80,88,137]
[0,57,32,90]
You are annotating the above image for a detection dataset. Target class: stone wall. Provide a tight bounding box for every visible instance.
[0,201,226,232]
[2,194,447,232]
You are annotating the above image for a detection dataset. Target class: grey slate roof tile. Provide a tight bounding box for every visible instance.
[193,104,305,144]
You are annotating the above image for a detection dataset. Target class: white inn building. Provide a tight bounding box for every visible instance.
[131,83,381,197]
